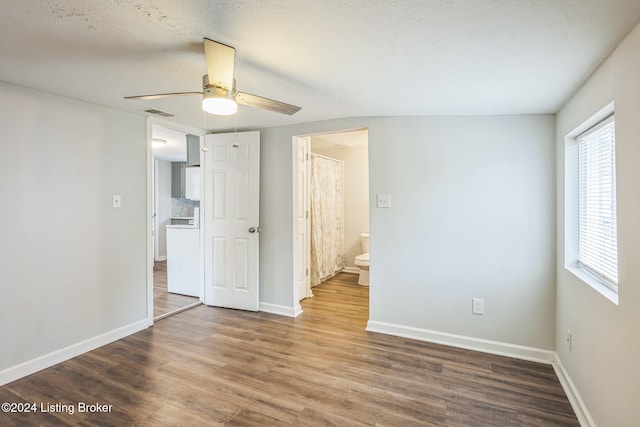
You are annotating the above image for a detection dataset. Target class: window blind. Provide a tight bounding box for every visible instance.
[577,115,618,290]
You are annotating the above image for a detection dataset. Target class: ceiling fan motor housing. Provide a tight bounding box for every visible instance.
[202,74,235,95]
[202,75,238,115]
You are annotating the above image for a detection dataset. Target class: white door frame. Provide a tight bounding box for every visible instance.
[145,117,205,326]
[292,128,369,314]
[292,136,312,307]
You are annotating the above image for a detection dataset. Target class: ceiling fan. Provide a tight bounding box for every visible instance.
[125,38,301,116]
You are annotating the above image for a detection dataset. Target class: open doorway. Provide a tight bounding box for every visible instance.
[151,124,202,320]
[292,129,369,310]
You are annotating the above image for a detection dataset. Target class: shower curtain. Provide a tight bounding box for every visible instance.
[310,153,345,286]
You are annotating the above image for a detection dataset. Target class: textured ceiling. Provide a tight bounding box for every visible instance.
[1,0,639,132]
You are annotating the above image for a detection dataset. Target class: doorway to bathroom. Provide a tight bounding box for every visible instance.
[292,129,369,307]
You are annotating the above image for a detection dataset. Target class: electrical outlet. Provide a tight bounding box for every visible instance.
[566,330,573,351]
[472,298,485,315]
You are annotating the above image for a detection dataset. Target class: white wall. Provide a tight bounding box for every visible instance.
[555,23,640,426]
[0,81,148,378]
[154,160,172,261]
[311,143,369,269]
[259,115,556,353]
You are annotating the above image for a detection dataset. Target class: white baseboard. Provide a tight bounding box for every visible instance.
[0,319,149,387]
[553,355,594,427]
[259,302,302,317]
[155,256,167,262]
[341,267,360,274]
[366,320,555,364]
[293,304,303,317]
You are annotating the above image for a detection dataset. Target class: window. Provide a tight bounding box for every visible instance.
[576,115,618,292]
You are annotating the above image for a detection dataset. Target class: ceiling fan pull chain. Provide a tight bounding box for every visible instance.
[232,112,239,148]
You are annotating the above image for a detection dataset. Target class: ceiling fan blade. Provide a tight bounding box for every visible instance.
[203,38,235,91]
[236,92,301,115]
[124,92,202,100]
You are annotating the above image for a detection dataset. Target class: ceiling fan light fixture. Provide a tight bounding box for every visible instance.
[202,87,237,115]
[124,40,300,116]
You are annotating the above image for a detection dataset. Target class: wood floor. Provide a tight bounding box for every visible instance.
[0,273,578,426]
[153,260,200,319]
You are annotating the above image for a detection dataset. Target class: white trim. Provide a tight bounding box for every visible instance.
[566,102,615,139]
[341,267,360,274]
[154,255,167,262]
[291,137,300,304]
[564,102,618,307]
[366,320,555,364]
[291,136,313,304]
[146,118,155,327]
[553,355,595,427]
[0,319,149,387]
[259,302,303,317]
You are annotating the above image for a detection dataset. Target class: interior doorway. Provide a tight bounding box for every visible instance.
[292,128,369,311]
[150,122,202,320]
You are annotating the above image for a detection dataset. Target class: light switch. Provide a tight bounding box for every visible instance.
[377,194,391,208]
[112,194,121,208]
[472,298,485,315]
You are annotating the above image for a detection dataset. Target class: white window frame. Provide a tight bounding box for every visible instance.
[564,102,619,305]
[577,115,617,289]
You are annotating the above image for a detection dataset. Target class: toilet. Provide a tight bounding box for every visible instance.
[354,233,370,286]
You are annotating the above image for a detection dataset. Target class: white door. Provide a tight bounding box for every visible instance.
[203,131,260,311]
[294,136,311,300]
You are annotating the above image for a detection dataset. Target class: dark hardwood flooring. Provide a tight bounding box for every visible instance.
[153,260,200,319]
[0,273,578,426]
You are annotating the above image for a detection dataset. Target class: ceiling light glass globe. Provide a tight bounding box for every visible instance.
[202,97,238,115]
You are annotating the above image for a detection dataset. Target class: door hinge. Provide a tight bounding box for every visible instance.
[305,210,309,219]
[306,153,309,161]
[306,268,309,277]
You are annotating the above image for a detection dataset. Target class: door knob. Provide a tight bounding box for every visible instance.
[248,227,257,233]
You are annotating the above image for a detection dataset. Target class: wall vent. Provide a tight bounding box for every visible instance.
[144,109,174,117]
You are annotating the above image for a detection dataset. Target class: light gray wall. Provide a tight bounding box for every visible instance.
[368,116,556,349]
[555,22,640,426]
[0,81,148,371]
[259,115,556,350]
